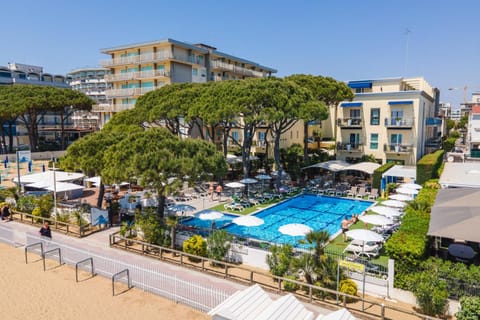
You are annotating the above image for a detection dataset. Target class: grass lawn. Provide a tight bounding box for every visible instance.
[209,197,286,215]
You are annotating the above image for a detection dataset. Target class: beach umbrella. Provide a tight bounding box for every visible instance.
[239,178,258,198]
[399,182,422,190]
[345,229,384,242]
[198,210,224,220]
[225,181,245,189]
[370,206,403,218]
[359,214,393,226]
[278,223,312,237]
[226,154,242,164]
[232,215,264,227]
[381,200,407,208]
[389,194,414,201]
[255,174,271,191]
[396,187,419,195]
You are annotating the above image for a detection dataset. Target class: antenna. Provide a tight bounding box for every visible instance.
[404,28,412,76]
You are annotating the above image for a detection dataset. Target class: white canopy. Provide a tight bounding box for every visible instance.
[14,170,85,184]
[382,165,416,179]
[28,181,84,193]
[302,160,349,172]
[345,162,381,175]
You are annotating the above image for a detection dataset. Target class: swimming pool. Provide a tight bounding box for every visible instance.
[181,194,373,247]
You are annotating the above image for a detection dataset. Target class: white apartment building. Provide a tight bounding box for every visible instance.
[335,77,441,165]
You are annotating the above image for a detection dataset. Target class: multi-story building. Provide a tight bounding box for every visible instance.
[335,77,442,166]
[450,109,462,121]
[67,67,111,128]
[0,62,71,149]
[99,38,276,126]
[467,105,480,159]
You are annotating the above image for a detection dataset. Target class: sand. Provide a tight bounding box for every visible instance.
[0,242,209,320]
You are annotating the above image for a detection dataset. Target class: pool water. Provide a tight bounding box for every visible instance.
[181,213,236,230]
[181,194,373,247]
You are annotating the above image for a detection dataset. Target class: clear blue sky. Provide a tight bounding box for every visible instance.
[2,0,479,108]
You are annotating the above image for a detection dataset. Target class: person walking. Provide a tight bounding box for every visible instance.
[39,222,52,239]
[341,216,350,242]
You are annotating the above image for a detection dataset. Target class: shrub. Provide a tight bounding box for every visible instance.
[413,271,449,317]
[31,207,44,223]
[456,296,480,320]
[372,162,395,190]
[283,275,300,292]
[207,230,233,263]
[416,150,444,185]
[183,235,207,262]
[16,195,37,214]
[339,279,358,303]
[266,245,293,279]
[442,137,456,152]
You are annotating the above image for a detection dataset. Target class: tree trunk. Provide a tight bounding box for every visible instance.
[156,194,166,219]
[96,183,105,208]
[273,130,282,189]
[303,121,309,164]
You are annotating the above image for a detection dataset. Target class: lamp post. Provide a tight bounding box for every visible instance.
[52,155,57,221]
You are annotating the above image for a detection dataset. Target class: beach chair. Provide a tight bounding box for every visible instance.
[347,186,357,198]
[343,239,381,258]
[355,187,367,199]
[368,188,379,200]
[224,202,244,211]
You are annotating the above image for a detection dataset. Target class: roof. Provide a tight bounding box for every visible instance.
[439,162,480,188]
[346,162,381,175]
[100,38,209,54]
[382,165,416,179]
[428,188,480,242]
[208,284,314,320]
[14,171,85,184]
[28,181,84,193]
[302,160,380,174]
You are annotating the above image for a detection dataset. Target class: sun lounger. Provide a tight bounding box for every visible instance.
[343,239,381,258]
[224,202,245,211]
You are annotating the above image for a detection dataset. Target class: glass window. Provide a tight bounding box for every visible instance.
[349,133,360,148]
[350,109,361,119]
[192,68,198,76]
[232,131,239,142]
[371,108,380,125]
[391,134,403,145]
[370,133,378,150]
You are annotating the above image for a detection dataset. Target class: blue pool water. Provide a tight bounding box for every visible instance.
[181,194,373,247]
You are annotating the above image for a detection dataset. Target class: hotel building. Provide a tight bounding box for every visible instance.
[99,38,276,126]
[335,77,442,165]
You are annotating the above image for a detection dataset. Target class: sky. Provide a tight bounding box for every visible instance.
[2,0,479,109]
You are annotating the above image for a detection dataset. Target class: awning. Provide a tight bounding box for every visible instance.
[439,162,480,188]
[345,162,381,175]
[388,100,413,105]
[382,165,416,179]
[340,102,363,108]
[302,160,350,171]
[428,188,480,242]
[347,80,372,89]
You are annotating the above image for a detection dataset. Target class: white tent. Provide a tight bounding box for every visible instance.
[382,165,416,180]
[208,284,314,320]
[302,160,349,171]
[345,162,381,175]
[14,170,85,184]
[14,171,85,199]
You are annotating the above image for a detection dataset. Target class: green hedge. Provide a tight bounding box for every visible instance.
[416,150,444,185]
[372,162,395,190]
[442,137,456,152]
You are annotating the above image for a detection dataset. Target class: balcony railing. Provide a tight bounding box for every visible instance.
[384,118,414,128]
[210,61,265,77]
[100,52,205,68]
[336,143,363,152]
[337,118,363,128]
[105,85,165,98]
[384,143,414,153]
[104,70,170,82]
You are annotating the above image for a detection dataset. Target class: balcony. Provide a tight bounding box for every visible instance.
[105,85,165,98]
[104,70,170,82]
[251,140,267,153]
[338,118,363,129]
[384,143,414,154]
[100,52,205,68]
[210,61,265,78]
[385,118,414,129]
[336,143,363,153]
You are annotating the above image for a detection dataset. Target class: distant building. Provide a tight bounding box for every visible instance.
[99,38,276,126]
[450,109,462,121]
[335,77,442,166]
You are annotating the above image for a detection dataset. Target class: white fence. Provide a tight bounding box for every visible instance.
[0,225,230,312]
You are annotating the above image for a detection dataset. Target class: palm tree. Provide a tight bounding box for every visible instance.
[305,230,330,264]
[292,252,317,285]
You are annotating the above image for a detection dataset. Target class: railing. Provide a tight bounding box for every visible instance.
[384,118,414,128]
[109,232,442,320]
[210,61,265,77]
[384,144,414,153]
[105,85,165,98]
[337,118,363,128]
[100,52,204,68]
[104,70,170,82]
[337,143,363,152]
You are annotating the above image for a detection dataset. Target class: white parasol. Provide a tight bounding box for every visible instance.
[278,223,313,237]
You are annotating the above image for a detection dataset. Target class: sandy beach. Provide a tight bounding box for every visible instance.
[0,242,209,320]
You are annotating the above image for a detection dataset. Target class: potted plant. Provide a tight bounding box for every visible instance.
[395,117,402,126]
[394,144,400,152]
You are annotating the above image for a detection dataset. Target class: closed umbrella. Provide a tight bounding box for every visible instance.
[389,194,414,201]
[396,187,419,195]
[169,204,196,216]
[359,214,393,226]
[278,223,312,237]
[345,229,384,242]
[381,200,407,208]
[232,215,264,227]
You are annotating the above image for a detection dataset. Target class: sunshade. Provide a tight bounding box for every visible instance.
[255,174,272,180]
[389,194,413,201]
[232,215,264,227]
[345,162,381,175]
[380,200,407,208]
[396,187,419,195]
[198,210,224,220]
[278,223,313,236]
[398,182,422,190]
[302,160,349,171]
[359,214,393,226]
[225,181,245,188]
[169,204,196,212]
[240,178,258,184]
[370,206,404,218]
[345,229,384,242]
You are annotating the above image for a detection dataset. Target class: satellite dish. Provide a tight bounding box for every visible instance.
[447,156,454,162]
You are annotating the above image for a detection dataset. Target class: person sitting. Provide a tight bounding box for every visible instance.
[350,213,359,224]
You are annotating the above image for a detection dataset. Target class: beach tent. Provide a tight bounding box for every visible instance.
[428,188,480,243]
[381,165,416,192]
[14,170,85,199]
[208,284,314,320]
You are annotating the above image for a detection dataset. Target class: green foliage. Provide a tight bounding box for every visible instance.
[31,207,43,223]
[458,114,468,129]
[339,279,358,303]
[119,221,134,238]
[412,271,449,317]
[372,162,395,190]
[266,244,293,278]
[449,130,461,139]
[446,119,455,132]
[207,230,233,263]
[360,154,377,163]
[135,209,166,245]
[283,275,300,292]
[16,195,38,214]
[183,235,207,261]
[442,137,456,152]
[416,150,444,185]
[456,296,480,320]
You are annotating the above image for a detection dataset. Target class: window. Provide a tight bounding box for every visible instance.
[258,132,266,146]
[370,133,379,150]
[391,110,403,124]
[391,133,402,146]
[232,131,239,142]
[192,68,198,76]
[371,108,380,125]
[349,133,360,148]
[350,109,361,119]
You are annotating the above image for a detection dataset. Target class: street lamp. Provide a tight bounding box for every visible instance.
[448,86,468,104]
